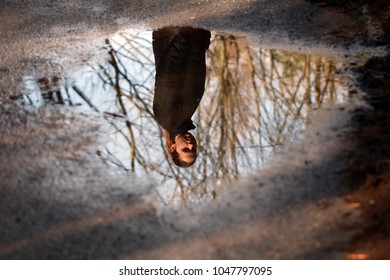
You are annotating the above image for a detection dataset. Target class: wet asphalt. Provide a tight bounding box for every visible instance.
[0,0,387,259]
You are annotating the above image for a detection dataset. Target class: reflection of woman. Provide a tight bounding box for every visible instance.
[152,26,211,167]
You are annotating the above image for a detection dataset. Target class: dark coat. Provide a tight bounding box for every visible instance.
[152,26,211,139]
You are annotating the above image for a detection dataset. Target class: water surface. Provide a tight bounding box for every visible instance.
[20,29,348,204]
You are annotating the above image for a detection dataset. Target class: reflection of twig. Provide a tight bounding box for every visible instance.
[72,85,100,113]
[97,148,130,173]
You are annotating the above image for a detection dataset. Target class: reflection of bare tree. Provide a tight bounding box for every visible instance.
[20,31,346,204]
[183,34,345,202]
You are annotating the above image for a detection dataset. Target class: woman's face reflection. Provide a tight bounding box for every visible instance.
[172,133,197,164]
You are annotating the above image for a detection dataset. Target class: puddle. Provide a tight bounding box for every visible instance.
[19,28,349,204]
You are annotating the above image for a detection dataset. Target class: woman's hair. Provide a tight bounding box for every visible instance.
[163,130,196,168]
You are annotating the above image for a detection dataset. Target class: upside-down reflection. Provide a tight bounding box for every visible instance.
[19,28,348,204]
[152,26,211,168]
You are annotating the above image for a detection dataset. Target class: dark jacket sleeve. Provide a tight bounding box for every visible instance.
[152,27,211,136]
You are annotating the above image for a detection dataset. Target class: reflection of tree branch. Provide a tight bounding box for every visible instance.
[72,85,100,113]
[97,148,130,173]
[108,49,136,171]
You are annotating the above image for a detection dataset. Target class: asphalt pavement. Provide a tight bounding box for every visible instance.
[0,0,388,259]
